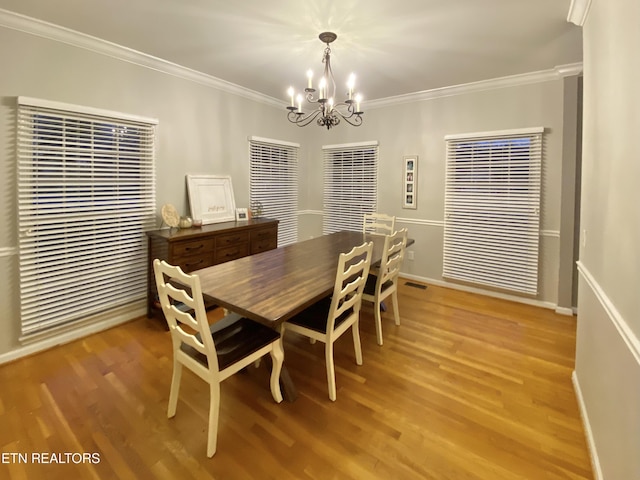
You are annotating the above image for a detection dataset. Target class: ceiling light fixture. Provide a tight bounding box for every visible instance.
[286,32,363,130]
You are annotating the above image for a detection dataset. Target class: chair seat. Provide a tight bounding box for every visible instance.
[364,274,393,296]
[181,314,280,371]
[288,297,353,334]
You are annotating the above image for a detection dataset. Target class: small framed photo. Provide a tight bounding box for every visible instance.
[402,155,418,209]
[235,208,248,221]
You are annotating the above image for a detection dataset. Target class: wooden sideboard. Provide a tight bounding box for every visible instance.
[146,217,278,319]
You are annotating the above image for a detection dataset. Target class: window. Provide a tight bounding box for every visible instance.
[322,141,378,234]
[249,136,299,246]
[443,127,543,295]
[17,97,157,340]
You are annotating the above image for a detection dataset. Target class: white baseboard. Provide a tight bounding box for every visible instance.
[555,306,575,316]
[0,304,146,365]
[572,371,604,480]
[400,272,558,311]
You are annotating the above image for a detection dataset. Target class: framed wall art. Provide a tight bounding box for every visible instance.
[186,174,237,224]
[402,155,418,209]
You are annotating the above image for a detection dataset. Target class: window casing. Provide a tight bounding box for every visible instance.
[443,127,543,295]
[322,141,378,234]
[17,96,157,340]
[249,136,299,246]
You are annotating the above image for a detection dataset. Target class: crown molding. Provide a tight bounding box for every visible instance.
[0,8,583,111]
[366,63,583,110]
[567,0,592,26]
[0,8,283,108]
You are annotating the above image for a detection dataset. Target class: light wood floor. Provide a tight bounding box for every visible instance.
[0,282,593,480]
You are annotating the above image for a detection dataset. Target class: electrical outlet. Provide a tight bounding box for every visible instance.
[407,250,415,261]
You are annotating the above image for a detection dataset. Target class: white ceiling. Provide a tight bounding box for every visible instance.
[0,0,582,102]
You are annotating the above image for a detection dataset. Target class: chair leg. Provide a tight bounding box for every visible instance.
[374,300,384,346]
[352,321,363,365]
[207,382,221,457]
[325,342,337,401]
[269,341,284,403]
[167,360,182,418]
[392,290,401,326]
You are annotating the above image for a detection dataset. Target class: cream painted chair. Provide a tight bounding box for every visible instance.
[283,242,373,401]
[153,259,284,457]
[363,213,396,235]
[362,228,408,345]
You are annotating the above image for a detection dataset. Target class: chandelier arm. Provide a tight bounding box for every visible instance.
[287,108,324,127]
[332,101,356,117]
[338,113,363,127]
[331,106,363,126]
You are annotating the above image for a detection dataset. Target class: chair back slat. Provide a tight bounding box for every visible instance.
[379,228,408,286]
[363,213,396,235]
[153,259,219,371]
[327,242,373,332]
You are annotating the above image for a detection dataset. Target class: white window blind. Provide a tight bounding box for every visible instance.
[249,136,299,246]
[17,97,157,340]
[443,127,543,295]
[322,141,378,234]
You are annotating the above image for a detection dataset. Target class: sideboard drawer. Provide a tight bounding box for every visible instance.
[216,231,249,248]
[172,238,214,257]
[215,244,249,264]
[250,225,278,254]
[176,254,215,273]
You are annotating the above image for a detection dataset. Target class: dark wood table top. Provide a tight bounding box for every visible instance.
[193,230,408,327]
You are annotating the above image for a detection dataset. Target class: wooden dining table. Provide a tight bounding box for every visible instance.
[192,230,412,400]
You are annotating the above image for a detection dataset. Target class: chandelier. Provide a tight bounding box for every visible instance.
[286,32,363,129]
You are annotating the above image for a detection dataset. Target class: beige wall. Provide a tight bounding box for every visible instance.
[574,0,640,478]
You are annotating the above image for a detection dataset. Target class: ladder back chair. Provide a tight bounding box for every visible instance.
[153,259,284,457]
[283,242,373,401]
[362,228,408,345]
[363,213,396,235]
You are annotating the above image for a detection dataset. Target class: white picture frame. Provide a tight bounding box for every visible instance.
[402,155,418,209]
[186,174,237,224]
[236,208,248,221]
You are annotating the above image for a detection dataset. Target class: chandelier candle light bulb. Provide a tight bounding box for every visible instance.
[307,70,313,89]
[319,77,326,100]
[288,86,294,107]
[347,74,355,99]
[285,32,364,129]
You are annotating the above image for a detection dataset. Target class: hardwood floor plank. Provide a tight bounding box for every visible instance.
[0,282,593,479]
